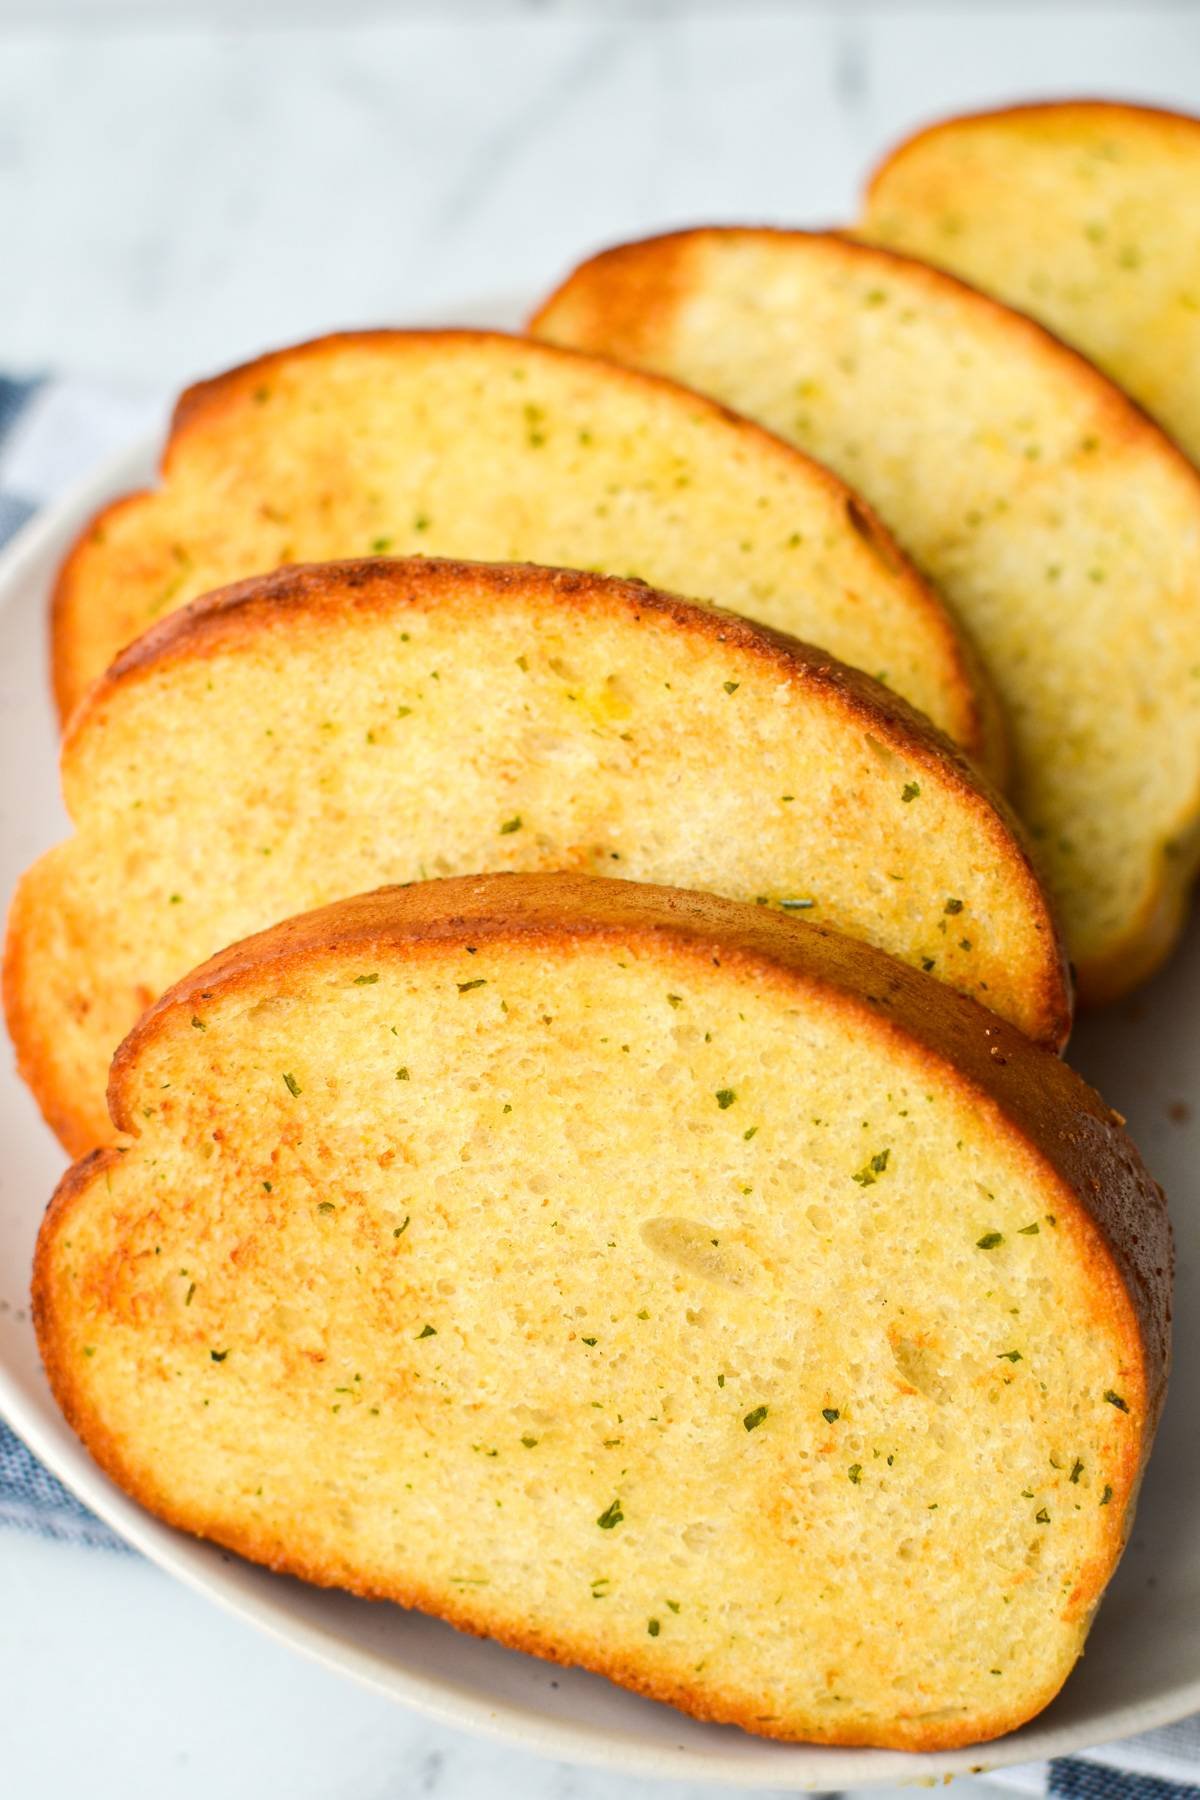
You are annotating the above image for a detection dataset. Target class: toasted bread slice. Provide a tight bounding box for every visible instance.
[861,100,1200,463]
[531,229,1200,1001]
[33,872,1170,1750]
[4,557,1066,1156]
[50,330,999,772]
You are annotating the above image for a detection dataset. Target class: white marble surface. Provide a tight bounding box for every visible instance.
[3,5,1200,389]
[5,5,1200,1796]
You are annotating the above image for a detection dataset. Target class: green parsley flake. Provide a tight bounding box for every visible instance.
[191,1015,206,1031]
[1104,1390,1130,1412]
[317,1201,335,1214]
[848,1464,863,1484]
[723,680,740,695]
[852,1148,890,1186]
[902,782,921,803]
[596,1498,624,1530]
[822,1408,840,1423]
[944,897,964,915]
[396,1067,410,1081]
[997,1349,1023,1362]
[647,1618,661,1637]
[977,1231,1004,1249]
[417,1324,437,1339]
[1036,1508,1051,1524]
[282,1072,301,1097]
[521,1435,539,1449]
[210,1349,228,1363]
[715,1088,736,1110]
[354,973,379,986]
[499,816,522,835]
[457,979,487,993]
[1070,1460,1084,1483]
[743,1405,768,1432]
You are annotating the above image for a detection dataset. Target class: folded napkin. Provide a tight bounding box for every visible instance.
[1,366,1197,1798]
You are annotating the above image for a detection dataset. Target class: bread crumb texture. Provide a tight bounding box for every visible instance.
[51,330,993,766]
[862,101,1200,462]
[33,876,1168,1751]
[531,228,1200,1000]
[6,558,1066,1155]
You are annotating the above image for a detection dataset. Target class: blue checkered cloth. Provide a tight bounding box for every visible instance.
[0,367,162,1553]
[1,367,1198,1797]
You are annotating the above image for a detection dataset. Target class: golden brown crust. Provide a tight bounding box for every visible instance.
[50,327,999,772]
[34,870,1170,1750]
[50,491,154,727]
[63,551,1070,1059]
[160,324,813,465]
[1,895,85,1153]
[88,552,949,712]
[863,97,1200,215]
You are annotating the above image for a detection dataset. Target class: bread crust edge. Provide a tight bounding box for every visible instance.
[862,97,1200,218]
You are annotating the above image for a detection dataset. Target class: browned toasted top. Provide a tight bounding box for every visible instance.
[81,553,999,811]
[164,326,851,491]
[865,97,1200,203]
[532,225,1200,481]
[94,554,927,709]
[90,552,978,776]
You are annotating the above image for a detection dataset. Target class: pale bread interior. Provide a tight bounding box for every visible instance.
[36,887,1146,1751]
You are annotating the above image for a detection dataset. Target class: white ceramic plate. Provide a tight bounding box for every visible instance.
[2,346,1199,1789]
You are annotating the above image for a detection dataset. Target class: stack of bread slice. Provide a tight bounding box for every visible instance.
[9,122,1186,1748]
